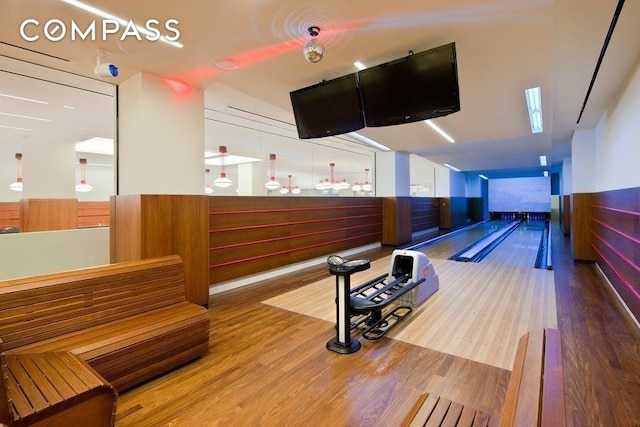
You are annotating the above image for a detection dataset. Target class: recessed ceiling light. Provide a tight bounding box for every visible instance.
[76,137,114,155]
[60,0,183,48]
[525,87,543,133]
[425,120,455,143]
[0,111,52,122]
[539,155,547,166]
[543,170,549,177]
[204,154,261,166]
[353,61,366,70]
[0,124,36,132]
[479,174,489,180]
[214,58,240,70]
[444,163,461,172]
[64,105,76,110]
[348,132,390,151]
[0,93,48,104]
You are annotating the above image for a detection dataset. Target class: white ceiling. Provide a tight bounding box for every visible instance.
[1,0,639,178]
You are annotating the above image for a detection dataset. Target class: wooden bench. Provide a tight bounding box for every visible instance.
[0,255,209,425]
[1,350,117,426]
[402,328,565,426]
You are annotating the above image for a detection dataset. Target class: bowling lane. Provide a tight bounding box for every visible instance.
[480,220,546,268]
[416,220,511,260]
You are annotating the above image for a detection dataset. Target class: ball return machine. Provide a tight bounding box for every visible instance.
[326,250,439,354]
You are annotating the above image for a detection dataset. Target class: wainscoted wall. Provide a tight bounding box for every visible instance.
[410,197,441,234]
[590,187,640,321]
[0,201,110,231]
[209,197,383,285]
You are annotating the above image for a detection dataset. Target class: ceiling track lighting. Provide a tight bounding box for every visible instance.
[303,26,324,63]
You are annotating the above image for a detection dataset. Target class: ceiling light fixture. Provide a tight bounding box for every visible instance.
[0,93,48,104]
[0,111,52,122]
[352,169,373,192]
[525,87,543,133]
[265,154,281,190]
[280,175,301,195]
[316,163,350,191]
[479,174,489,180]
[9,153,23,192]
[348,132,390,151]
[60,0,183,48]
[303,26,324,63]
[213,145,232,188]
[425,120,455,143]
[205,169,213,194]
[75,137,114,155]
[539,155,547,167]
[354,61,366,70]
[543,171,549,177]
[75,158,93,192]
[443,163,461,172]
[0,125,36,132]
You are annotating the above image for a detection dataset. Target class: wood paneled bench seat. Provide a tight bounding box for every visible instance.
[0,255,210,426]
[402,328,565,426]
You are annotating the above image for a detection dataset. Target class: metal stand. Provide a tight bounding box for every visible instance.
[326,256,370,354]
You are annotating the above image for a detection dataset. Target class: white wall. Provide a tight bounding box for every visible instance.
[375,151,410,197]
[562,157,572,195]
[449,171,466,197]
[593,59,640,191]
[571,128,596,193]
[0,228,110,281]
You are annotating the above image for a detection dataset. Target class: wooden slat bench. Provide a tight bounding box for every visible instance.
[0,255,210,426]
[402,328,565,426]
[1,350,117,426]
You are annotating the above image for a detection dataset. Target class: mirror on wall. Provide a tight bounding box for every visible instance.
[203,105,377,197]
[0,56,116,232]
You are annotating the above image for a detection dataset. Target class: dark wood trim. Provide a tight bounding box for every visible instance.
[570,193,593,261]
[410,197,440,233]
[19,198,78,232]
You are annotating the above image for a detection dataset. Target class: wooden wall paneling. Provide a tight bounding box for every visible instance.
[19,199,78,232]
[570,193,593,261]
[440,198,451,229]
[111,195,142,262]
[172,195,209,306]
[449,197,469,229]
[77,201,110,228]
[590,188,640,320]
[0,202,20,230]
[382,197,411,246]
[209,197,382,285]
[111,194,210,306]
[410,198,440,233]
[562,195,571,234]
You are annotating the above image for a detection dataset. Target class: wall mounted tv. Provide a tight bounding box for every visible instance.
[358,42,460,127]
[289,73,365,139]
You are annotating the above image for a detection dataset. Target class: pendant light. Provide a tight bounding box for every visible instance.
[280,175,301,195]
[75,158,93,192]
[9,153,23,192]
[265,154,281,190]
[214,146,232,188]
[205,168,214,194]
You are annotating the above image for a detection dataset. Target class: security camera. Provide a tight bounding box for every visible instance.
[94,63,118,78]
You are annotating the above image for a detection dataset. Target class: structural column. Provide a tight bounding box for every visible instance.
[375,151,412,245]
[112,73,209,305]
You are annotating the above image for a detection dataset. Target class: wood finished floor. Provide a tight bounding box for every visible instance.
[115,224,640,426]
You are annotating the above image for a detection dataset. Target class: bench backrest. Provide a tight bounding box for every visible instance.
[499,328,565,426]
[0,255,187,352]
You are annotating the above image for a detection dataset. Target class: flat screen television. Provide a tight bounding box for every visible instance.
[290,73,365,139]
[358,42,460,127]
